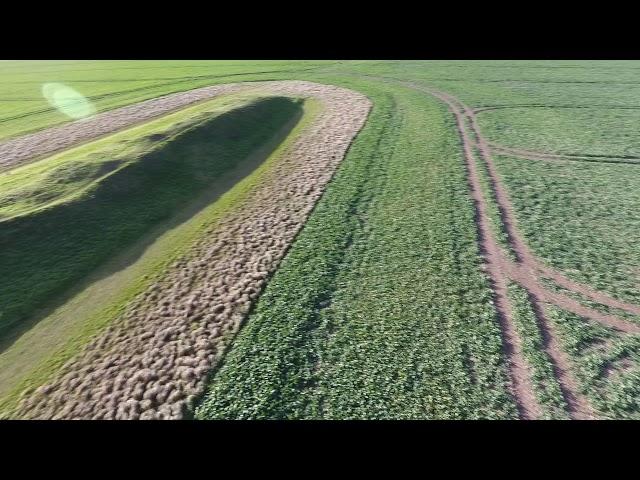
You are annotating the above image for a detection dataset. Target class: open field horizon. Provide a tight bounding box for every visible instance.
[1,60,639,420]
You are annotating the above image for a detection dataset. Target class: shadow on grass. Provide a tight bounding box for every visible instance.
[0,96,303,351]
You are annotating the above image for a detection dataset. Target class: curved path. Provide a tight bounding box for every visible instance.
[431,87,640,323]
[471,107,640,165]
[474,104,640,113]
[12,81,372,419]
[459,94,640,320]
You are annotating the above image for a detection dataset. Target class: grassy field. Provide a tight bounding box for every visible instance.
[195,77,515,419]
[492,154,640,306]
[195,63,640,419]
[507,282,568,419]
[0,93,320,416]
[546,305,640,419]
[478,107,640,158]
[0,60,331,140]
[3,61,640,419]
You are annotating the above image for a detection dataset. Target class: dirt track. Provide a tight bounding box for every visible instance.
[408,82,640,419]
[15,81,371,419]
[432,88,541,419]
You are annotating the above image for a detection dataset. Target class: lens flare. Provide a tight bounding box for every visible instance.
[42,83,96,119]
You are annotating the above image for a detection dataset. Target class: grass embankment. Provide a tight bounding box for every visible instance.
[0,92,267,219]
[196,78,516,420]
[5,61,640,419]
[0,95,301,336]
[0,94,316,416]
[0,95,303,339]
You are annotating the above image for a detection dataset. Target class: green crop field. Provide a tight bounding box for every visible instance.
[1,60,639,420]
[0,60,331,140]
[196,79,515,420]
[492,154,640,305]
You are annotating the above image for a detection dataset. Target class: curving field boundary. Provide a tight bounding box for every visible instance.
[487,143,640,166]
[10,81,372,419]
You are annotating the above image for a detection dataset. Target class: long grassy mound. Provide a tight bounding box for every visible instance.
[0,92,269,218]
[0,95,319,417]
[0,95,303,342]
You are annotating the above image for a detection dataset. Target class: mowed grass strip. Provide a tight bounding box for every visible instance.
[196,80,516,419]
[0,96,303,341]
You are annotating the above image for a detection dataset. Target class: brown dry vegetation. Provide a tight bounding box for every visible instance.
[15,81,371,419]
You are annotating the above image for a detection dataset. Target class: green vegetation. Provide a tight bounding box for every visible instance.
[507,282,568,419]
[0,60,332,140]
[469,140,516,259]
[539,277,640,325]
[4,61,640,419]
[196,79,516,419]
[0,92,269,219]
[546,305,640,419]
[0,95,320,416]
[0,95,303,340]
[477,106,640,158]
[492,153,640,306]
[339,61,640,108]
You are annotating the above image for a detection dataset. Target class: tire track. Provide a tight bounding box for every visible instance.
[429,89,542,419]
[354,73,611,418]
[417,83,640,420]
[407,83,605,419]
[475,104,640,113]
[457,96,640,321]
[436,87,640,330]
